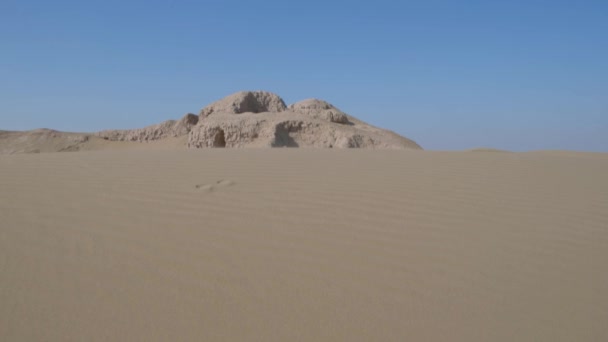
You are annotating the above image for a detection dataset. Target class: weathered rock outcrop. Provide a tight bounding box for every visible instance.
[97,113,198,142]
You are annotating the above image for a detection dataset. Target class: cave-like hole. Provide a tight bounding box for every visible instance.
[214,129,226,147]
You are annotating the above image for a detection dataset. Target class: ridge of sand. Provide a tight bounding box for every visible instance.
[1,149,607,341]
[467,147,512,153]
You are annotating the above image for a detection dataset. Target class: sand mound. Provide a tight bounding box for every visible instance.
[468,147,512,153]
[0,129,90,154]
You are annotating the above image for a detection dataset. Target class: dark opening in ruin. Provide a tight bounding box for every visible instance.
[214,129,226,147]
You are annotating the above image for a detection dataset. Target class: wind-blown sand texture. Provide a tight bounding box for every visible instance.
[1,149,607,341]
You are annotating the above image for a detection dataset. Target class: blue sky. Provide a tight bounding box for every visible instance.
[1,0,607,151]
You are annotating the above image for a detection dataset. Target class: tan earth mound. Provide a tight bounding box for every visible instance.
[188,91,421,149]
[288,98,349,124]
[199,90,287,117]
[187,111,419,148]
[0,129,91,154]
[0,91,421,153]
[96,113,198,142]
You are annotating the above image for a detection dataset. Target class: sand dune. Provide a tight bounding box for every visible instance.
[1,149,607,341]
[467,147,512,153]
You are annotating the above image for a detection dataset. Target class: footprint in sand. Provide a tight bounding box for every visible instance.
[195,179,235,192]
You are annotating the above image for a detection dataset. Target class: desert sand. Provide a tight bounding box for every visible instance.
[1,147,607,341]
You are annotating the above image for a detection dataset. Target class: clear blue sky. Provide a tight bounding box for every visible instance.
[1,0,607,151]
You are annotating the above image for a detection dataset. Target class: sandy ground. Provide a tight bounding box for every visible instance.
[1,149,607,341]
